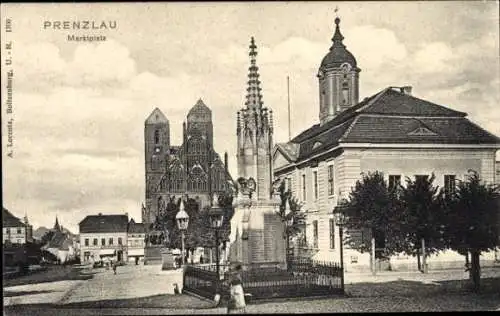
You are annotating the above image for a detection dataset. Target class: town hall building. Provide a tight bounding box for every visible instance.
[273,16,500,271]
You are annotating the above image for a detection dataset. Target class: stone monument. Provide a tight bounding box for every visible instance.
[227,37,286,270]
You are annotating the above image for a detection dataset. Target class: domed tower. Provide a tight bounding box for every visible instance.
[318,16,360,125]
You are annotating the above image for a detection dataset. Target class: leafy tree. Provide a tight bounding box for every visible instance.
[277,180,307,239]
[444,171,500,292]
[40,230,55,246]
[399,174,446,271]
[196,192,235,249]
[343,171,405,260]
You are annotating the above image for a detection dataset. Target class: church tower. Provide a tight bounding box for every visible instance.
[185,99,213,193]
[236,37,274,200]
[318,16,360,125]
[144,108,170,224]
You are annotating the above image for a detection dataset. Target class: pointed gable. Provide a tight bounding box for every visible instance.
[145,108,169,125]
[187,99,212,122]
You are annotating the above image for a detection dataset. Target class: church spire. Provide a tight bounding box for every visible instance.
[331,16,345,48]
[245,36,264,110]
[54,216,61,231]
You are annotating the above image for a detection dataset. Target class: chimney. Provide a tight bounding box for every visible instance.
[400,86,412,95]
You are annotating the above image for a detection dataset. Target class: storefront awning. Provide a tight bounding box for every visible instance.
[99,249,116,256]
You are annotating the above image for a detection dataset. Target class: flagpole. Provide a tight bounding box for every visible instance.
[287,76,291,141]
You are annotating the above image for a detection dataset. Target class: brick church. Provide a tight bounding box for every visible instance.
[143,100,232,227]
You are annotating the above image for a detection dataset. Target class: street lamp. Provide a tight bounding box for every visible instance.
[333,198,349,293]
[209,193,224,284]
[175,199,189,265]
[284,199,293,270]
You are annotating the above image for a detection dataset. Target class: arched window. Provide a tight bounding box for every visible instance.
[154,130,160,144]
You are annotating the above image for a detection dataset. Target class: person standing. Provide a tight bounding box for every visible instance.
[112,261,117,275]
[227,263,246,314]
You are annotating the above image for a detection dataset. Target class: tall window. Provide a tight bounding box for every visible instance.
[342,81,349,105]
[84,238,89,246]
[388,175,401,191]
[313,220,319,248]
[154,130,160,144]
[302,174,306,201]
[93,238,98,246]
[109,238,114,245]
[328,165,334,196]
[101,238,106,246]
[329,218,335,249]
[444,175,456,197]
[313,171,318,200]
[118,237,123,245]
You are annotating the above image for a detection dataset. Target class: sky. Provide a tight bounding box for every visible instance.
[1,2,499,234]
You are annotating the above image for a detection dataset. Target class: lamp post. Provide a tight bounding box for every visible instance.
[209,193,224,285]
[334,198,348,293]
[175,199,189,265]
[284,199,294,270]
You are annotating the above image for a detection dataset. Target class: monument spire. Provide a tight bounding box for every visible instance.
[245,36,264,110]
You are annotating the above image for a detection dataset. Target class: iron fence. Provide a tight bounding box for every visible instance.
[183,258,343,302]
[182,265,219,299]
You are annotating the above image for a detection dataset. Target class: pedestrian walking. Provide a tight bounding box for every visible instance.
[112,261,117,275]
[227,263,246,314]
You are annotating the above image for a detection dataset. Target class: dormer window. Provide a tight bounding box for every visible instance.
[408,127,437,136]
[312,141,323,150]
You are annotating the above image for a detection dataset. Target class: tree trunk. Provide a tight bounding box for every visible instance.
[371,237,376,276]
[421,238,427,274]
[416,250,421,272]
[470,250,481,292]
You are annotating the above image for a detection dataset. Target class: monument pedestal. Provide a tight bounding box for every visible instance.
[161,249,177,270]
[144,245,163,265]
[228,194,286,270]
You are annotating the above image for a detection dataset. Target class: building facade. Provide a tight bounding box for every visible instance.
[79,213,129,263]
[127,218,145,262]
[2,207,32,245]
[273,17,500,272]
[143,100,232,229]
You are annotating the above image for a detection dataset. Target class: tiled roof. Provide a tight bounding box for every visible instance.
[2,208,24,227]
[343,116,500,144]
[128,219,145,234]
[145,108,169,124]
[79,214,128,234]
[281,87,500,164]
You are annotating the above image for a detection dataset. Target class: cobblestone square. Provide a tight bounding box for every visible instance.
[3,264,500,314]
